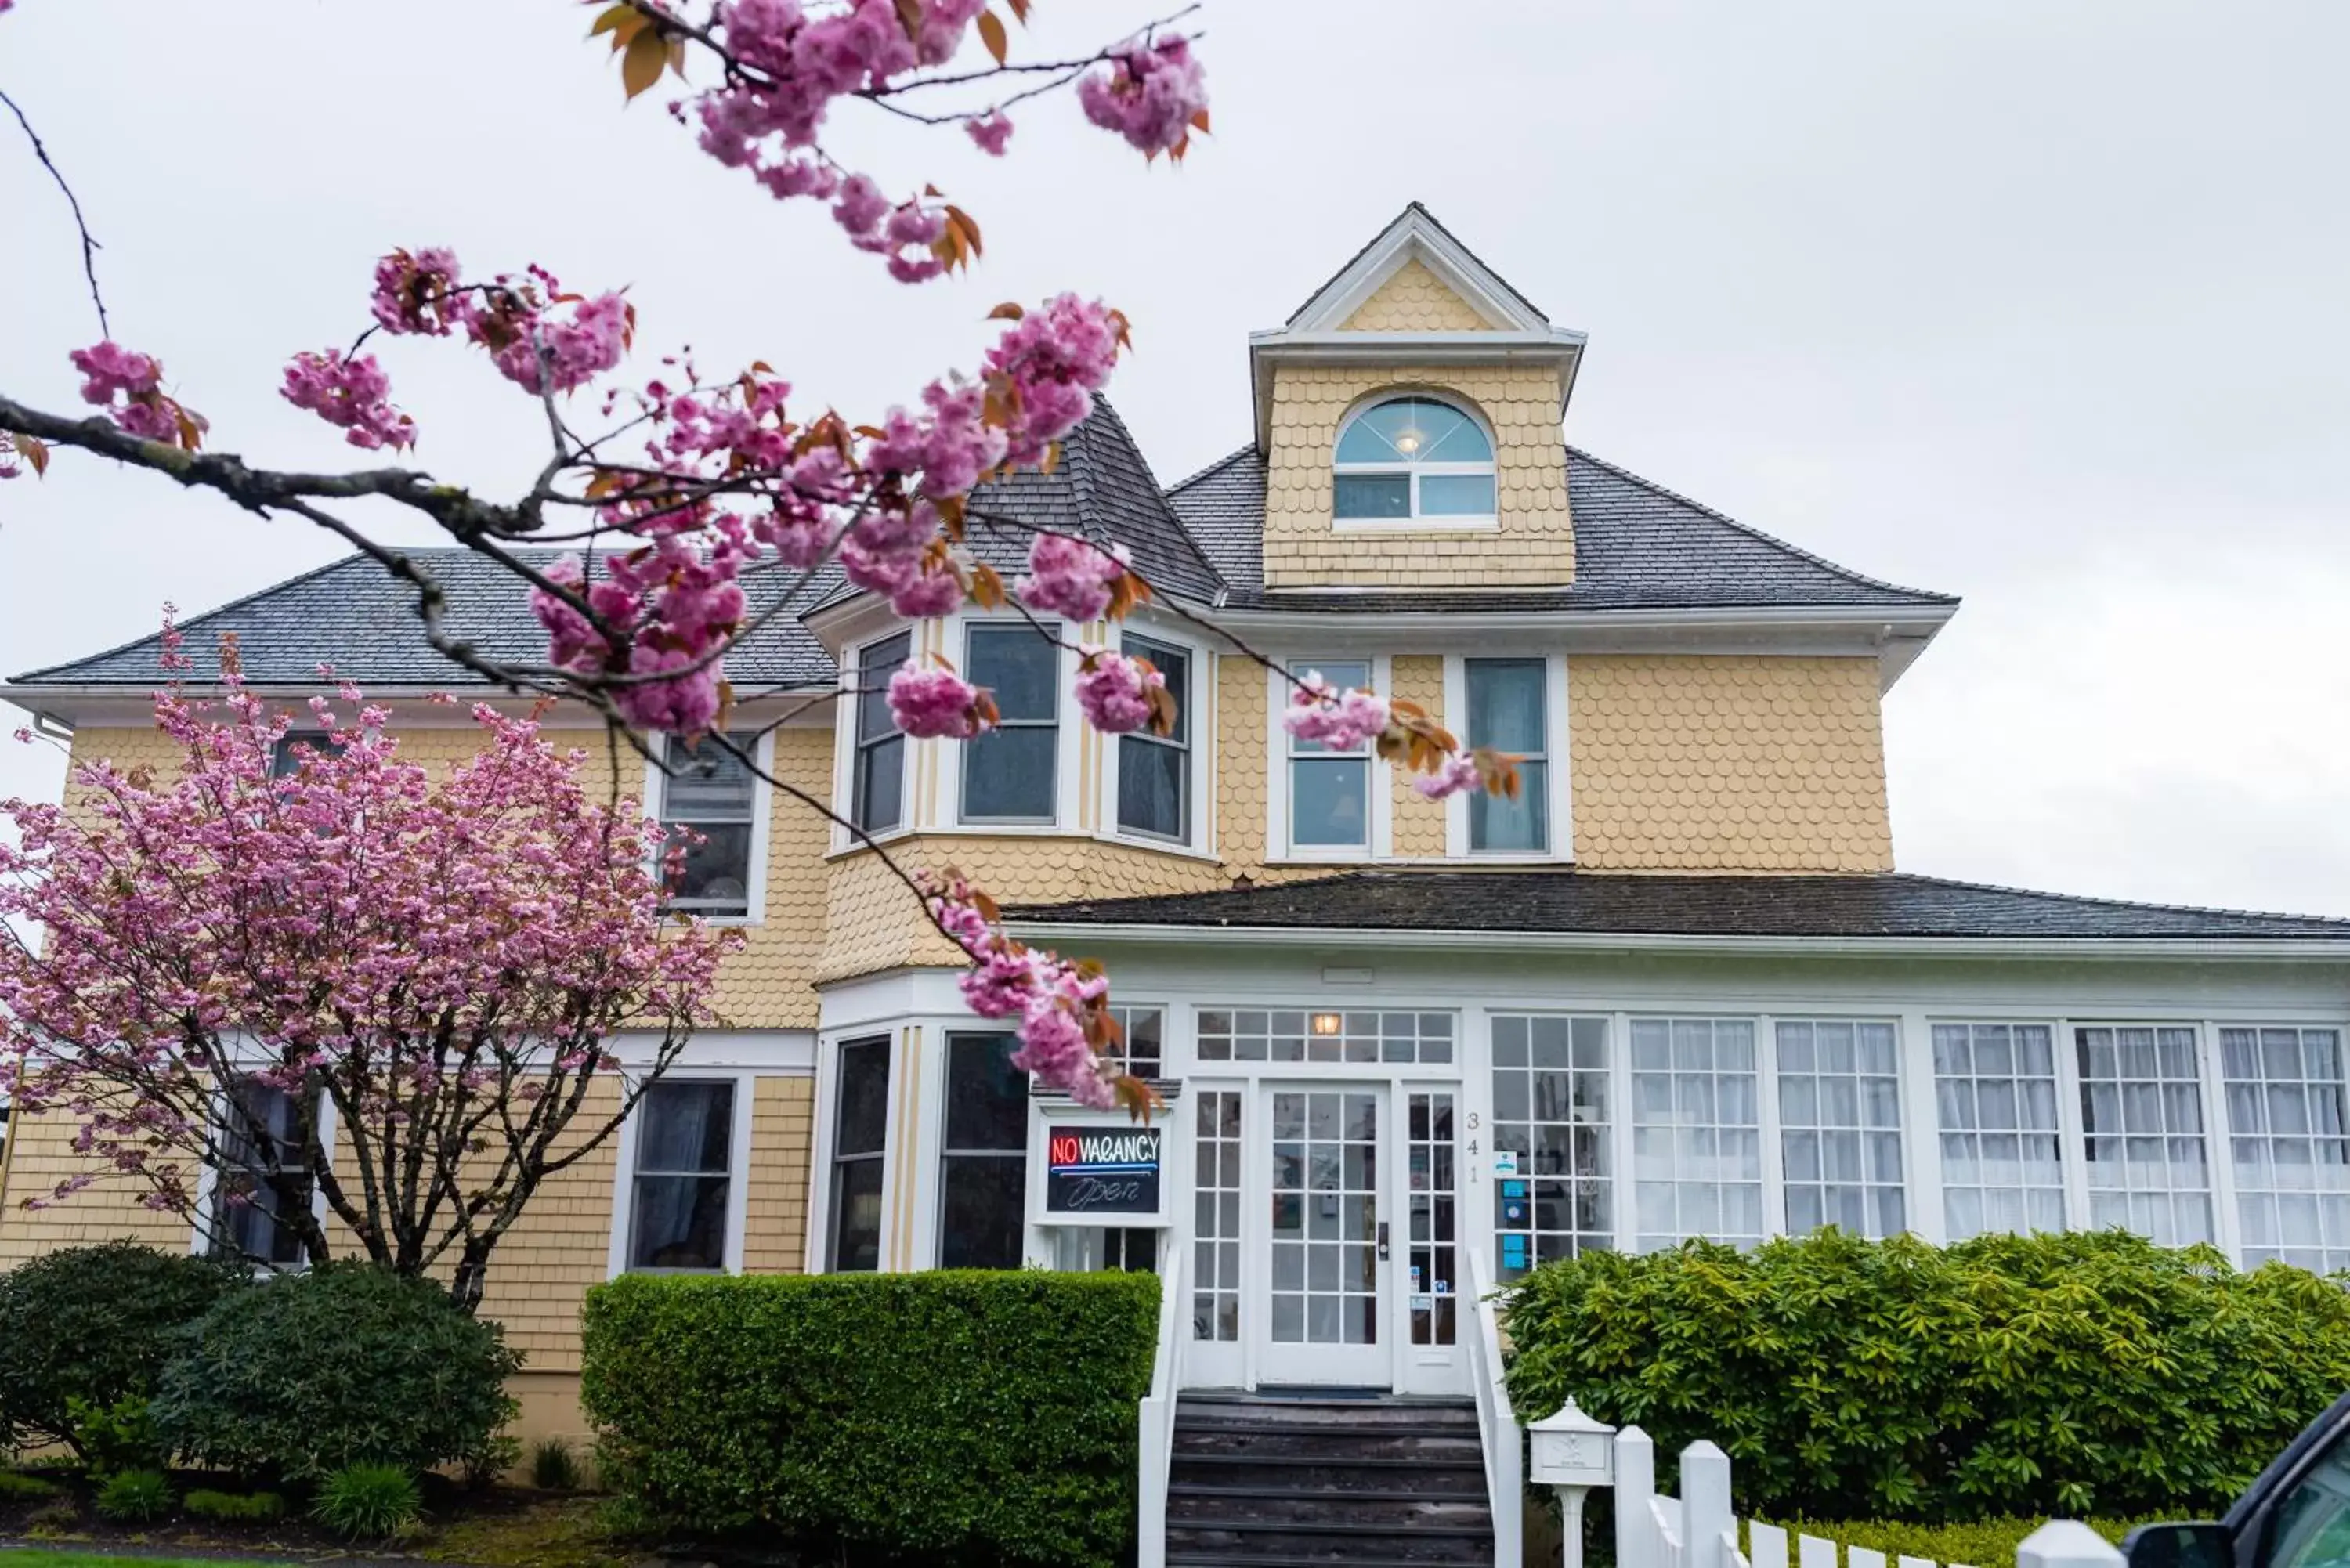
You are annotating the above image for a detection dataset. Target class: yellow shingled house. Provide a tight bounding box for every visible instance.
[7,206,2350,1494]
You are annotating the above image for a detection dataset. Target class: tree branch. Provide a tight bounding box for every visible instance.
[0,86,109,338]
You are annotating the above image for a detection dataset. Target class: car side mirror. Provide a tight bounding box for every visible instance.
[2121,1522,2232,1568]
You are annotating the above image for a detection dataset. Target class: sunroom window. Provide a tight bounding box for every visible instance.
[1332,395,1495,522]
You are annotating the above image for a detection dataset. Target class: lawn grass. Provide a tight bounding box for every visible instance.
[0,1554,279,1567]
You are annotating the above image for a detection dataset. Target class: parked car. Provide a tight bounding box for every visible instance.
[2128,1392,2350,1568]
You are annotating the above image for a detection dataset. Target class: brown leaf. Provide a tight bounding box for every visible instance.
[1191,108,1212,135]
[1039,440,1060,475]
[986,301,1025,321]
[589,3,642,40]
[977,10,1008,66]
[18,436,48,477]
[945,204,984,258]
[620,27,667,99]
[891,0,924,42]
[1005,0,1031,21]
[971,690,1002,732]
[971,888,1003,923]
[970,562,1007,609]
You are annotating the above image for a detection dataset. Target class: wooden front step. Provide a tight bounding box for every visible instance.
[1165,1395,1495,1566]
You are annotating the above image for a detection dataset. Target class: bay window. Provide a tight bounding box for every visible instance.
[625,1079,736,1271]
[963,624,1059,822]
[1116,633,1190,842]
[655,735,758,919]
[828,1037,891,1272]
[851,631,909,836]
[938,1032,1028,1268]
[1465,658,1548,854]
[1288,659,1371,852]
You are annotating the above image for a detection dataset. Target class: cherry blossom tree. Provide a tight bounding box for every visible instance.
[0,1,1519,1117]
[0,630,737,1311]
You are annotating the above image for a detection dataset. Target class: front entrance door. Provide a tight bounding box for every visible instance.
[1262,1082,1390,1386]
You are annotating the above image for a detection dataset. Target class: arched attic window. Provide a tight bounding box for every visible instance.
[1332,394,1496,522]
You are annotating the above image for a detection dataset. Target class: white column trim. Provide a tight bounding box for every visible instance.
[2195,1019,2244,1264]
[1755,1013,1785,1241]
[1900,1010,1947,1244]
[2051,1017,2090,1231]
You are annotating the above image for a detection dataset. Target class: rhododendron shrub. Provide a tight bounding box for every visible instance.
[0,667,735,1312]
[0,0,1509,1115]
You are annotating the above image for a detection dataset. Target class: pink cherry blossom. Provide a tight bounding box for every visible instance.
[983,294,1126,465]
[67,341,207,450]
[920,870,1126,1107]
[964,110,1014,156]
[888,661,987,739]
[1415,750,1482,800]
[369,247,465,336]
[280,349,416,450]
[1077,34,1208,157]
[482,290,634,394]
[0,432,20,481]
[1074,647,1163,734]
[0,677,732,1287]
[889,564,964,620]
[1018,532,1128,622]
[1285,672,1394,751]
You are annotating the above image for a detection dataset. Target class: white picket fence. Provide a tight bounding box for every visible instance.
[1602,1425,2124,1568]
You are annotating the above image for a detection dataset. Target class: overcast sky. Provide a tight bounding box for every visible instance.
[3,2,2347,916]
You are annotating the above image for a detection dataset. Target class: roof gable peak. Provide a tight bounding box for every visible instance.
[1283,203,1553,334]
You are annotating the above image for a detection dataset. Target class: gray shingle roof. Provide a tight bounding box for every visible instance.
[1163,444,1958,612]
[13,547,841,690]
[1007,869,2350,941]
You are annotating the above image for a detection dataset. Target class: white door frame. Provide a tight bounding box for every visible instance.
[1256,1078,1394,1389]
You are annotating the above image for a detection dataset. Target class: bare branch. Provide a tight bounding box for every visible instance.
[0,86,109,338]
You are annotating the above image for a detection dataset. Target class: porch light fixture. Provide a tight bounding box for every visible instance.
[1311,1012,1343,1037]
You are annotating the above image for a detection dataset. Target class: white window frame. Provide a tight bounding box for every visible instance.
[643,729,773,927]
[822,1033,895,1272]
[1331,392,1499,533]
[1773,1017,1907,1241]
[934,1029,1031,1269]
[1105,627,1206,851]
[188,1071,337,1272]
[956,617,1067,828]
[604,1069,757,1279]
[843,628,914,844]
[2073,1021,2218,1249]
[1272,656,1386,860]
[2218,1023,2350,1273]
[1442,652,1573,862]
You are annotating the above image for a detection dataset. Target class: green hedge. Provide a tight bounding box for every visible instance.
[1504,1228,2350,1521]
[0,1242,248,1458]
[1748,1517,2146,1567]
[582,1270,1160,1568]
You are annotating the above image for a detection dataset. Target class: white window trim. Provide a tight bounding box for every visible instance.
[808,1029,901,1274]
[1104,626,1209,854]
[604,1068,759,1279]
[1268,655,1389,862]
[931,1026,1029,1269]
[1441,652,1574,862]
[833,629,919,854]
[643,729,774,927]
[187,1076,338,1270]
[953,614,1072,829]
[1331,391,1499,533]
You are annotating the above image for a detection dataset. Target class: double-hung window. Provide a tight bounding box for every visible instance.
[656,737,758,919]
[829,1037,891,1271]
[938,1033,1029,1268]
[625,1080,736,1271]
[211,1078,316,1269]
[2222,1027,2350,1272]
[1116,633,1190,843]
[1109,1004,1164,1078]
[2077,1024,2214,1247]
[1288,659,1372,852]
[1932,1022,2064,1240]
[963,624,1059,822]
[1465,658,1548,854]
[1629,1017,1762,1249]
[851,631,910,836]
[1777,1020,1904,1238]
[270,732,342,777]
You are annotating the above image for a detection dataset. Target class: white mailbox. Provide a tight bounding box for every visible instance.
[1528,1397,1615,1568]
[1528,1396,1614,1487]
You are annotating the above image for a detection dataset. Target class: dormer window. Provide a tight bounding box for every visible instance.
[1332,395,1495,522]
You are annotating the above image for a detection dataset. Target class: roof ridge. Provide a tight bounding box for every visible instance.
[1567,445,1959,606]
[1886,869,2350,930]
[1164,443,1260,496]
[1072,397,1228,593]
[10,551,381,683]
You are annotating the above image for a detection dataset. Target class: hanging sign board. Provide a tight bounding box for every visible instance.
[1045,1125,1162,1215]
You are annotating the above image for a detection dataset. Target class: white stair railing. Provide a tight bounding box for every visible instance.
[1135,1241,1190,1568]
[1467,1248,1523,1568]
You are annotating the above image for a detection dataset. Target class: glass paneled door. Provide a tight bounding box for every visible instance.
[1262,1083,1391,1386]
